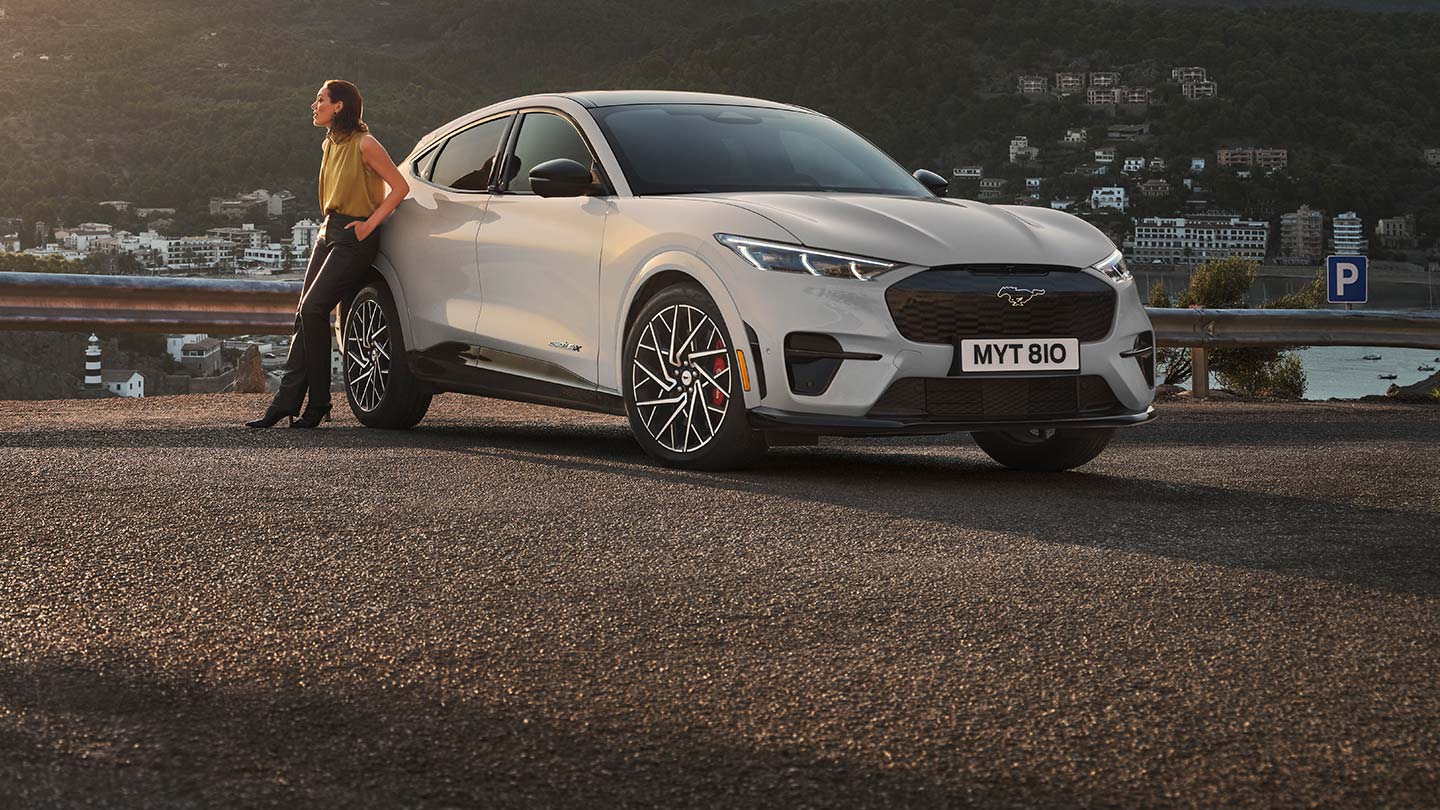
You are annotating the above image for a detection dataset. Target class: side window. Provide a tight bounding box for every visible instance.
[504,112,596,194]
[430,115,511,191]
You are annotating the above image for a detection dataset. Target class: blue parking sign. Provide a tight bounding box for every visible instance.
[1327,255,1368,304]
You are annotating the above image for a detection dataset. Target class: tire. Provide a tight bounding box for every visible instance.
[343,282,432,429]
[971,427,1116,472]
[622,282,767,470]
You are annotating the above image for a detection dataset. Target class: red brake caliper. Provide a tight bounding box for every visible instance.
[711,337,728,407]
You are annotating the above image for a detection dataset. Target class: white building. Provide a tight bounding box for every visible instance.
[1025,177,1043,189]
[1190,158,1207,173]
[1009,136,1039,163]
[1063,128,1088,144]
[241,244,290,273]
[154,237,235,270]
[1122,157,1146,174]
[1129,215,1270,266]
[1332,211,1367,255]
[1090,187,1129,212]
[292,219,321,253]
[167,333,209,363]
[207,223,268,251]
[102,370,145,398]
[1094,147,1116,164]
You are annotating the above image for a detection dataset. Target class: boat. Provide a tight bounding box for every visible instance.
[1362,354,1382,361]
[1378,374,1398,380]
[1420,364,1437,372]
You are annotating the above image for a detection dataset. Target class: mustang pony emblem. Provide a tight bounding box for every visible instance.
[997,286,1046,307]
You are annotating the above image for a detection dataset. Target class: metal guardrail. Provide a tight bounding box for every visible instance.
[3,272,1438,397]
[0,272,300,334]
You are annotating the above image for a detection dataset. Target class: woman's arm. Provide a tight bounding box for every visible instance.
[348,134,411,241]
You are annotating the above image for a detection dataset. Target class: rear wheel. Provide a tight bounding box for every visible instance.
[971,427,1115,472]
[622,283,767,470]
[343,283,432,429]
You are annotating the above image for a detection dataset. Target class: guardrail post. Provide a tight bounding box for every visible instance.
[1191,347,1209,400]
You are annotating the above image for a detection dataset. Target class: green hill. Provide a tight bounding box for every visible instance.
[0,0,1437,240]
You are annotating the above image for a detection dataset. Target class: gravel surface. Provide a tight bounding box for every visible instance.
[0,394,1437,809]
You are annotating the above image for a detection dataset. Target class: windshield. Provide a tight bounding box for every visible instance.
[591,104,930,197]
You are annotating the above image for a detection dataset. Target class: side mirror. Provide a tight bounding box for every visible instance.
[530,158,602,198]
[913,169,949,197]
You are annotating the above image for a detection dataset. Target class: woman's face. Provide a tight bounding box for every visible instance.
[312,87,341,129]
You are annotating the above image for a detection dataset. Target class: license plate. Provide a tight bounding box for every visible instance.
[960,338,1080,373]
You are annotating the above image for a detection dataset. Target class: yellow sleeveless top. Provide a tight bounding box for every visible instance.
[318,129,385,218]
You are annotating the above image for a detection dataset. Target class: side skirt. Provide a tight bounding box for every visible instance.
[409,343,625,416]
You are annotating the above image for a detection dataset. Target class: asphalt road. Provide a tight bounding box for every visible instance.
[0,394,1437,809]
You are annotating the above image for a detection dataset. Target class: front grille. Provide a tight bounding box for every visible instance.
[869,375,1123,422]
[885,267,1117,344]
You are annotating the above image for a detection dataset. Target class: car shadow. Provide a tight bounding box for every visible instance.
[0,655,1069,809]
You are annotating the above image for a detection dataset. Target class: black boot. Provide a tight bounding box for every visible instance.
[290,402,334,429]
[246,406,297,429]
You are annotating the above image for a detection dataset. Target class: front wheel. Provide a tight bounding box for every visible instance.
[343,283,432,429]
[622,283,767,470]
[971,427,1115,472]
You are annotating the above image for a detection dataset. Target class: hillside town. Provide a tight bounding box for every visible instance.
[953,65,1440,270]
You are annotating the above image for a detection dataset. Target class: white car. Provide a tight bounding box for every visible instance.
[344,91,1155,470]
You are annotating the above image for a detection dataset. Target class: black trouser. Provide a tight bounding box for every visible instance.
[270,212,380,413]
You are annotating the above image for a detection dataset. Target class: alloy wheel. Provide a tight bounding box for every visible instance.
[344,298,391,413]
[630,303,732,453]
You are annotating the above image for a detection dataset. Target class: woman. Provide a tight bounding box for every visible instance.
[248,79,410,429]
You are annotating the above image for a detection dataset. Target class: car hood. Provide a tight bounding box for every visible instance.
[703,193,1117,269]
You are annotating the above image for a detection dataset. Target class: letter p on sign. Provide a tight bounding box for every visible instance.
[1327,255,1368,305]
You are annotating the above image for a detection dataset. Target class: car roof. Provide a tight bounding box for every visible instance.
[556,90,814,113]
[407,91,819,160]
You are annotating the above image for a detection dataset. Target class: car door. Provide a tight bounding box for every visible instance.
[475,110,609,389]
[384,113,512,349]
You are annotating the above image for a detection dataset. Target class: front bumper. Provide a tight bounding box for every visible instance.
[750,405,1157,437]
[704,244,1158,421]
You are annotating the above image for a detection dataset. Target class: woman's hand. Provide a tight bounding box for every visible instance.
[344,220,376,241]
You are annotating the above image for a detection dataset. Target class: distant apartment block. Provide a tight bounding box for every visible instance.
[1009,136,1039,163]
[156,237,236,270]
[1089,72,1120,88]
[209,189,297,220]
[292,219,321,252]
[1183,80,1219,100]
[1054,72,1086,95]
[1120,87,1153,105]
[952,166,984,179]
[1217,147,1289,171]
[1087,87,1120,106]
[1122,157,1146,174]
[1017,75,1049,94]
[1106,123,1151,142]
[98,200,132,212]
[1141,179,1172,198]
[1094,147,1116,163]
[978,178,1008,199]
[1149,157,1167,171]
[1063,128,1088,144]
[1050,199,1076,211]
[1090,187,1129,212]
[1171,66,1208,84]
[1332,211,1367,255]
[1130,215,1270,266]
[1377,214,1416,249]
[1278,206,1325,264]
[1025,177,1043,189]
[1190,158,1208,173]
[207,224,268,251]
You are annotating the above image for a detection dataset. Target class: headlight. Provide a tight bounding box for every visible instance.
[716,234,899,281]
[1093,250,1132,282]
